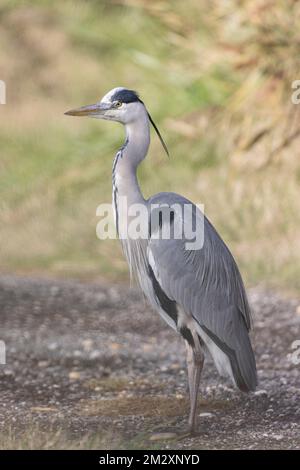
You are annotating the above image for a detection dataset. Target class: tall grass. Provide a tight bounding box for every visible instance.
[0,0,299,291]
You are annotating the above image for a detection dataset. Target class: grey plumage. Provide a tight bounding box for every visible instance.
[147,192,257,392]
[65,86,258,435]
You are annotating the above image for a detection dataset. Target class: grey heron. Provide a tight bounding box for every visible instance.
[65,87,257,435]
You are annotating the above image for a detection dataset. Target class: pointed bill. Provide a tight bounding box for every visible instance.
[64,102,111,117]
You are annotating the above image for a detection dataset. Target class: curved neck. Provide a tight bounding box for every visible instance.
[113,110,150,204]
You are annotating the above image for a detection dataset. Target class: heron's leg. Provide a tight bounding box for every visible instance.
[185,342,194,402]
[185,339,204,434]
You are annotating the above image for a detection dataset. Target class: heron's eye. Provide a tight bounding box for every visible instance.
[114,100,122,108]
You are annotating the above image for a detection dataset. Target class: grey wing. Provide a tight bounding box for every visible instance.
[147,192,257,392]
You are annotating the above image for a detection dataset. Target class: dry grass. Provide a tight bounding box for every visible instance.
[78,395,229,418]
[84,376,165,393]
[79,395,188,418]
[0,425,121,450]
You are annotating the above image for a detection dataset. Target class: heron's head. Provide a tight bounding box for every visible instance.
[65,87,169,155]
[65,87,145,124]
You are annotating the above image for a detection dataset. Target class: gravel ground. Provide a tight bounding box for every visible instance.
[0,274,299,449]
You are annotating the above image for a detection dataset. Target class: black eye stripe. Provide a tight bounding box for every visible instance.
[111,89,140,103]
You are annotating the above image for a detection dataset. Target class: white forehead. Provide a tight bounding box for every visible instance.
[100,87,126,104]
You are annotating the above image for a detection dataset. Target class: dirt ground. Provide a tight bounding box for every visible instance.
[0,274,299,449]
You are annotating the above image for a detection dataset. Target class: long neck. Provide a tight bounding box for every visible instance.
[113,111,150,205]
[112,111,150,237]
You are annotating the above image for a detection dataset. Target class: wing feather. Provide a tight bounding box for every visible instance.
[147,192,257,391]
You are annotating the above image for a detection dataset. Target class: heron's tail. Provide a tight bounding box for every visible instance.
[200,311,257,392]
[229,316,257,392]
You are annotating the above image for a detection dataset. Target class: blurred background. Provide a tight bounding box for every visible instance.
[1,0,300,292]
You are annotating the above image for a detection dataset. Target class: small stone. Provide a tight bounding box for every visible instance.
[69,371,81,380]
[254,389,268,396]
[38,360,49,368]
[175,393,184,399]
[109,342,121,351]
[272,434,284,441]
[199,412,214,418]
[89,350,100,359]
[82,339,93,352]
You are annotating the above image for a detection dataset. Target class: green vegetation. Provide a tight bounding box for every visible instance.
[0,0,299,291]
